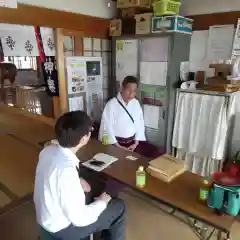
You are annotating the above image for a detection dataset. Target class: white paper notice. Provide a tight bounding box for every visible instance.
[66,58,87,94]
[140,37,169,62]
[189,30,209,72]
[143,105,160,129]
[88,92,103,121]
[206,25,234,61]
[116,39,138,84]
[69,96,84,112]
[140,62,168,86]
[0,0,17,8]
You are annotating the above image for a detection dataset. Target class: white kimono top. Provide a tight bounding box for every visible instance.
[98,93,146,144]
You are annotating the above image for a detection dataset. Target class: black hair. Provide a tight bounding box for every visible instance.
[54,111,92,148]
[122,76,138,88]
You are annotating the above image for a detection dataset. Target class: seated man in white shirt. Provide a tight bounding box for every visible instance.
[34,111,125,240]
[99,75,164,159]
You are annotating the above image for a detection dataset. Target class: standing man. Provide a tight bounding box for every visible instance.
[99,75,163,159]
[34,111,125,240]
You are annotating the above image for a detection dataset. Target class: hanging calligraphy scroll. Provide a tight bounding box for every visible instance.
[35,26,59,96]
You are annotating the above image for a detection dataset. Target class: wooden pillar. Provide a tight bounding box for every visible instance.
[55,28,68,115]
[73,36,84,56]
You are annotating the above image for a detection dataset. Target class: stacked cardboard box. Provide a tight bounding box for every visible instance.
[109,0,152,36]
[110,0,193,37]
[198,64,240,92]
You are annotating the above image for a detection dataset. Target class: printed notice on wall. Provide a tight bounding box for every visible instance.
[206,25,234,61]
[0,0,17,8]
[66,58,87,95]
[116,39,138,84]
[69,96,84,112]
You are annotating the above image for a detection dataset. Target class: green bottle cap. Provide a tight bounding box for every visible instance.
[204,180,209,185]
[138,166,144,171]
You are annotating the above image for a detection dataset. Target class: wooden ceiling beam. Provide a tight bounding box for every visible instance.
[0,4,110,38]
[188,11,240,31]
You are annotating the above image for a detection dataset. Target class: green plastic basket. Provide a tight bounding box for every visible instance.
[153,0,181,16]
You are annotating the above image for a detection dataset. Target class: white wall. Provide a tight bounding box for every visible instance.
[19,0,116,19]
[181,0,240,15]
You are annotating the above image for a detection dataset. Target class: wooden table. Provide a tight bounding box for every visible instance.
[0,104,233,239]
[77,140,235,240]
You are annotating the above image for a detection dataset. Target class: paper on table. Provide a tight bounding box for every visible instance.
[126,155,138,161]
[82,153,118,172]
[140,62,168,86]
[206,25,234,61]
[143,105,160,129]
[69,96,84,112]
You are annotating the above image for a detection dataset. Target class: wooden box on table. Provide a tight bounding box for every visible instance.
[147,154,185,183]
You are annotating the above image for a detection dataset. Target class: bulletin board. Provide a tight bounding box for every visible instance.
[189,25,235,73]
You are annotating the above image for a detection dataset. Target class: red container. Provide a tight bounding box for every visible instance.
[212,171,240,186]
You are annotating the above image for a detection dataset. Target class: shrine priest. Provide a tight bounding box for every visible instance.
[98,75,164,159]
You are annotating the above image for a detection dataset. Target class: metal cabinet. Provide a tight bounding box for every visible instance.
[110,32,191,153]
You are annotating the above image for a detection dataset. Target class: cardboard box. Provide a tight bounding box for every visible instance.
[209,64,232,79]
[147,154,185,183]
[135,13,152,35]
[152,15,193,34]
[109,19,122,37]
[198,83,240,93]
[117,0,150,8]
[203,76,240,92]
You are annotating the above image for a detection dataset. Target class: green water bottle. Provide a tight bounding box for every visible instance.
[101,123,108,145]
[200,179,210,202]
[136,166,146,188]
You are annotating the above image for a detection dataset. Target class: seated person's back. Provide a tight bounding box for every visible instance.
[34,110,125,240]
